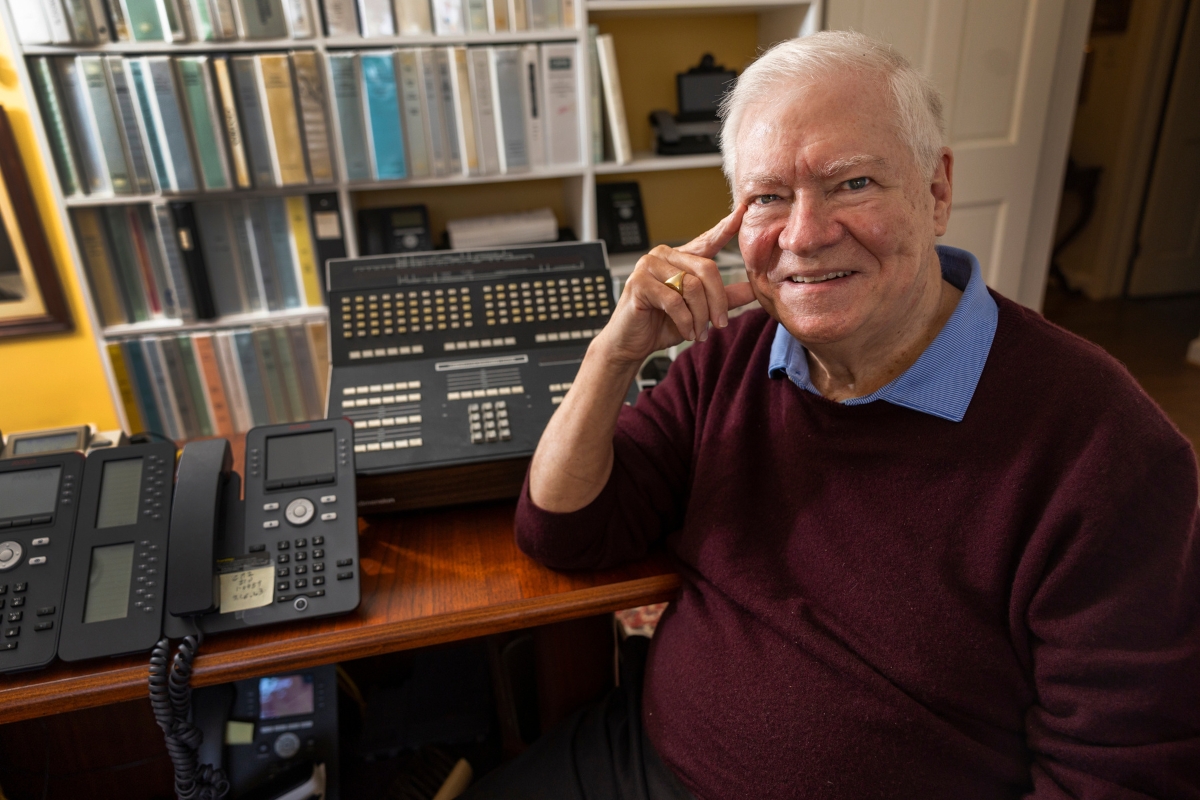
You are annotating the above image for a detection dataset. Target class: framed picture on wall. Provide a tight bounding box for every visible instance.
[0,105,72,338]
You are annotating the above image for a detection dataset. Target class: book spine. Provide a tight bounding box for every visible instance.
[285,195,323,305]
[176,56,233,190]
[306,318,330,413]
[431,0,462,34]
[230,200,267,311]
[101,206,151,321]
[435,47,461,173]
[264,196,303,308]
[209,0,238,37]
[64,0,98,43]
[179,0,214,39]
[519,43,544,167]
[145,56,200,191]
[328,54,372,182]
[192,201,246,315]
[159,335,201,438]
[271,325,307,421]
[243,198,283,311]
[158,0,189,42]
[84,0,113,40]
[42,0,76,43]
[393,50,430,178]
[596,34,631,165]
[468,47,500,176]
[29,58,84,197]
[489,45,528,173]
[286,323,321,419]
[79,55,134,194]
[509,0,524,31]
[307,192,346,287]
[192,333,235,435]
[418,48,449,177]
[122,339,167,436]
[12,4,52,44]
[126,58,173,191]
[211,56,252,189]
[587,24,602,164]
[107,0,132,39]
[213,331,252,432]
[356,0,394,36]
[283,0,314,36]
[229,55,275,187]
[239,0,288,38]
[360,51,407,181]
[125,205,165,317]
[320,0,359,36]
[166,201,218,319]
[447,46,477,176]
[233,331,265,425]
[464,0,486,32]
[176,335,215,436]
[291,51,336,184]
[561,0,574,28]
[104,57,157,193]
[106,341,147,433]
[151,203,196,321]
[540,42,580,166]
[133,204,180,318]
[250,326,287,423]
[257,54,309,186]
[71,207,128,325]
[490,0,508,32]
[142,337,185,441]
[120,0,165,39]
[393,0,431,34]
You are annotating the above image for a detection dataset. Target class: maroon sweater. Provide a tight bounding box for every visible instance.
[515,295,1200,799]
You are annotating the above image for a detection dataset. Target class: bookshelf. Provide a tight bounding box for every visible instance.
[0,0,820,435]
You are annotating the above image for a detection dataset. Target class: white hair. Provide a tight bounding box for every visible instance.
[719,31,945,183]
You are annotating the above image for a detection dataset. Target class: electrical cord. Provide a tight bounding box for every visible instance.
[149,635,230,800]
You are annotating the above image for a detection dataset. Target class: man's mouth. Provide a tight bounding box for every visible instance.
[789,271,852,284]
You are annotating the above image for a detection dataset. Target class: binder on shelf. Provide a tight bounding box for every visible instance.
[151,203,198,321]
[192,200,245,316]
[264,196,305,309]
[256,53,309,186]
[176,335,216,436]
[285,195,325,305]
[80,55,135,194]
[329,53,372,182]
[126,58,173,191]
[105,56,158,193]
[228,200,266,311]
[102,206,152,321]
[119,0,165,41]
[586,25,602,164]
[244,199,284,310]
[251,325,288,422]
[360,51,408,181]
[180,0,215,41]
[283,0,315,37]
[72,207,127,326]
[286,323,322,419]
[159,335,202,437]
[320,0,360,37]
[141,336,184,441]
[468,47,501,176]
[357,0,395,37]
[395,49,431,178]
[214,330,253,431]
[12,3,53,45]
[127,204,172,318]
[122,338,166,436]
[520,42,545,168]
[192,332,236,435]
[419,47,451,177]
[447,46,478,176]
[209,0,238,39]
[464,0,487,32]
[271,325,308,421]
[230,55,277,187]
[211,56,253,189]
[106,342,147,434]
[166,201,218,320]
[540,41,580,166]
[239,0,289,39]
[490,45,529,174]
[291,51,336,185]
[492,0,509,32]
[432,0,463,35]
[144,55,201,191]
[64,0,98,51]
[394,0,432,34]
[29,58,84,197]
[596,33,631,165]
[176,56,234,190]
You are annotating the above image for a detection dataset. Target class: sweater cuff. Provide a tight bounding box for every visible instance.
[514,467,619,569]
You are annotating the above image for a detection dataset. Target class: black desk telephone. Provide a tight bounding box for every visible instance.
[0,420,359,672]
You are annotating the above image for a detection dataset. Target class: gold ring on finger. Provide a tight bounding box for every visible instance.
[664,271,686,296]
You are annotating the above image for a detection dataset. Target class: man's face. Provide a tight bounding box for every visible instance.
[733,72,952,348]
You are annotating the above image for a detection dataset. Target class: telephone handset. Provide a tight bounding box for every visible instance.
[0,452,84,674]
[58,441,177,662]
[163,419,359,638]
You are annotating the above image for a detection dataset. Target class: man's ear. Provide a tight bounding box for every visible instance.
[931,148,953,237]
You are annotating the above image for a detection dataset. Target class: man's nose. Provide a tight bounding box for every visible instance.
[776,195,840,256]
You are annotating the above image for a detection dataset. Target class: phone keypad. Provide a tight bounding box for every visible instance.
[273,534,347,605]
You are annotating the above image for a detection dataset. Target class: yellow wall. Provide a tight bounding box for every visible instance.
[0,21,120,433]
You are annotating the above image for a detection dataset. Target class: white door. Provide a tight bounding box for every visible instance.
[827,0,1088,303]
[1127,1,1200,297]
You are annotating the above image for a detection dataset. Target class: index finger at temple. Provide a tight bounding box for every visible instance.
[677,204,747,260]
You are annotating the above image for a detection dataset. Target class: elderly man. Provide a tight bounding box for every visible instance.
[465,31,1200,799]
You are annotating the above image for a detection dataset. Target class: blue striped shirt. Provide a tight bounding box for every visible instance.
[766,245,998,422]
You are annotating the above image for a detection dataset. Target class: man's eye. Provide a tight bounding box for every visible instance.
[845,177,871,190]
[755,194,780,205]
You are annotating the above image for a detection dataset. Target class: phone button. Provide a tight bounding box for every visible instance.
[263,520,279,529]
[263,502,280,511]
[27,557,46,566]
[286,499,315,526]
[31,538,49,547]
[293,597,308,612]
[321,512,337,522]
[0,542,22,571]
[320,495,336,504]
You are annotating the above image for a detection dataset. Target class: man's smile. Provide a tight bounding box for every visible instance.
[788,271,853,284]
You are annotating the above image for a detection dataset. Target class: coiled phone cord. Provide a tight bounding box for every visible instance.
[149,635,230,800]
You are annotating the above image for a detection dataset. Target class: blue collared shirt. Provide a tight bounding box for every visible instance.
[766,245,998,422]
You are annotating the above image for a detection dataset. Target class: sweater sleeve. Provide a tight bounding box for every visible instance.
[514,341,708,571]
[1020,441,1200,798]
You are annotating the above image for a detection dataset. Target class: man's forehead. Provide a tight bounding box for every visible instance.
[737,154,891,188]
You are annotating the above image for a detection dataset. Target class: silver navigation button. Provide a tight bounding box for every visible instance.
[286,498,315,527]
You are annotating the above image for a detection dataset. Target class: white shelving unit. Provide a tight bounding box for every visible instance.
[0,0,820,429]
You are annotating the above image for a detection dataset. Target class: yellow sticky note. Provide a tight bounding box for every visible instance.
[219,566,275,613]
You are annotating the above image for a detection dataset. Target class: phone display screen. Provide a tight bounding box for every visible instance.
[266,431,336,483]
[95,458,143,529]
[12,432,80,455]
[82,542,135,623]
[259,674,315,719]
[390,210,425,229]
[0,467,61,519]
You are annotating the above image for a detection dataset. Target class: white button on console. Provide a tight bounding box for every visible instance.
[321,512,337,521]
[31,537,50,547]
[286,498,316,526]
[263,520,280,529]
[263,502,280,511]
[29,556,47,565]
[320,495,336,504]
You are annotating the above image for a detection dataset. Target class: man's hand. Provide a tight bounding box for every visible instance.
[594,204,757,367]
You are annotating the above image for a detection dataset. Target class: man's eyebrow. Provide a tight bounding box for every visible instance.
[812,155,887,179]
[738,171,789,189]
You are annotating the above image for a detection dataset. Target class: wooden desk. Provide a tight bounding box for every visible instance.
[0,445,681,725]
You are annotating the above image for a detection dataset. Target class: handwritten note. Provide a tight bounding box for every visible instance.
[219,566,275,613]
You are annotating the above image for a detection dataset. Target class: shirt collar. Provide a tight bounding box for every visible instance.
[766,245,998,422]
